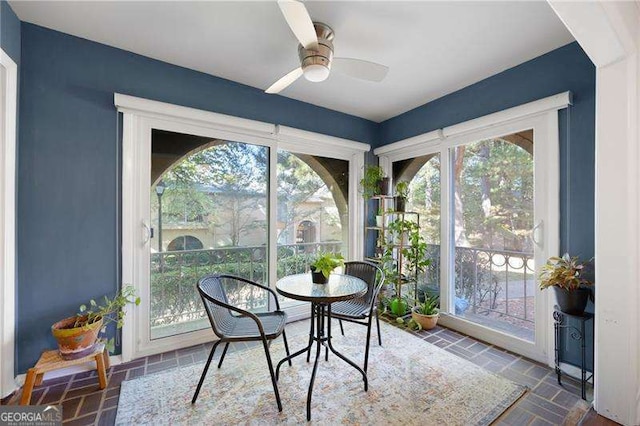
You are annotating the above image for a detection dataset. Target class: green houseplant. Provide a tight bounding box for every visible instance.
[402,226,431,282]
[310,252,345,284]
[539,254,593,315]
[381,217,428,316]
[51,285,140,359]
[394,180,409,212]
[360,165,390,198]
[411,294,440,330]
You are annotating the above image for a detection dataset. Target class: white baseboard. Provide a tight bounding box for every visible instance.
[14,354,123,387]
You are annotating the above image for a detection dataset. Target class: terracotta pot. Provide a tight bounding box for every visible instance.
[412,308,439,330]
[51,316,103,360]
[553,287,590,316]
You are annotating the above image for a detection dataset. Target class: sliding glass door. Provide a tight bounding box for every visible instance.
[149,130,269,340]
[450,131,535,341]
[384,112,558,362]
[118,96,367,359]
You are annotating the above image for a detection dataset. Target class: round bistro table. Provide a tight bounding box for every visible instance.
[275,273,368,421]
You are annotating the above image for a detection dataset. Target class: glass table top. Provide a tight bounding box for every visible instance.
[276,273,367,303]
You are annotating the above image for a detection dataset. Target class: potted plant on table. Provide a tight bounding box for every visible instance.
[411,294,440,330]
[310,252,345,284]
[51,285,140,359]
[539,254,593,315]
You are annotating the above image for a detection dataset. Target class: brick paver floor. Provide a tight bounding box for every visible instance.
[3,318,613,425]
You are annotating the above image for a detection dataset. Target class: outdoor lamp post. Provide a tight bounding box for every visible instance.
[155,181,166,253]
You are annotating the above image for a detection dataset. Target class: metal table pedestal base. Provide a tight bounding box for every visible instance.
[276,303,368,421]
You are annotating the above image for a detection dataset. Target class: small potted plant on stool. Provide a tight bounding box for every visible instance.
[51,286,140,359]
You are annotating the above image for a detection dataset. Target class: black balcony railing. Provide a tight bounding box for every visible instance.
[416,244,534,328]
[149,242,342,331]
[453,246,534,324]
[149,241,533,336]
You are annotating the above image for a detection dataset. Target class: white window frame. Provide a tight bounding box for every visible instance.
[116,94,369,360]
[375,92,569,364]
[0,49,17,398]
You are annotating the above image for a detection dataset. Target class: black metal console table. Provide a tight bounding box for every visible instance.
[553,306,594,400]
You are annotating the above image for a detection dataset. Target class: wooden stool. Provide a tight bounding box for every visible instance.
[20,343,109,405]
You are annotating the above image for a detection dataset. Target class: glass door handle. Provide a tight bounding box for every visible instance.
[532,220,544,248]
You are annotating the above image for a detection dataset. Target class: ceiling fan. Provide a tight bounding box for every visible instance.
[266,0,389,94]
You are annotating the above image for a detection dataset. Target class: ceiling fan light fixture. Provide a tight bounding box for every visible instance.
[303,64,330,82]
[266,7,390,94]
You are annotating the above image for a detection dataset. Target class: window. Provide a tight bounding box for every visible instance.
[392,154,441,294]
[166,236,204,251]
[150,132,269,340]
[118,94,369,358]
[375,93,565,362]
[277,151,349,308]
[450,131,535,341]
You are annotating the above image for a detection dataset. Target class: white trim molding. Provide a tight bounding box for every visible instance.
[276,125,370,159]
[374,91,571,160]
[549,2,640,424]
[114,94,275,139]
[0,49,18,398]
[373,129,442,158]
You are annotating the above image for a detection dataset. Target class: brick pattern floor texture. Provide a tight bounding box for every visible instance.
[3,318,614,426]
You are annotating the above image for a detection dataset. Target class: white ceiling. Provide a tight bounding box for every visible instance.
[10,1,574,122]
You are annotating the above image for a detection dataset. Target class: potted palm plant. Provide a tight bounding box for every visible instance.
[51,285,140,359]
[411,294,440,330]
[539,254,593,315]
[310,252,345,284]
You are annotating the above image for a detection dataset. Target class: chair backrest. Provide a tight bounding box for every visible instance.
[344,261,385,308]
[197,274,242,338]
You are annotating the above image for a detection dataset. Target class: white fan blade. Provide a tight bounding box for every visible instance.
[265,67,303,94]
[278,0,318,50]
[332,58,389,82]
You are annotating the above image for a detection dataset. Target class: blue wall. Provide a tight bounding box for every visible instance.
[378,42,595,259]
[1,0,20,65]
[16,23,377,373]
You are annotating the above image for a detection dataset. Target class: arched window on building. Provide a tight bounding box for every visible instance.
[167,235,204,251]
[296,220,317,244]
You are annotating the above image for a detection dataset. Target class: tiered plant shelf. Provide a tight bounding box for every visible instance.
[365,195,422,318]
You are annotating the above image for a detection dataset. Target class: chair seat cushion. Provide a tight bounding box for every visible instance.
[226,311,287,339]
[330,299,370,319]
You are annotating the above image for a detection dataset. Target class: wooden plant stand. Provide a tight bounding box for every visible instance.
[20,343,109,405]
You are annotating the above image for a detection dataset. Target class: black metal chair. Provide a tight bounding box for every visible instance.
[326,261,384,373]
[191,274,291,411]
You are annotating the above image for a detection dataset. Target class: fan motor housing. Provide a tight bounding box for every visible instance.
[298,22,334,72]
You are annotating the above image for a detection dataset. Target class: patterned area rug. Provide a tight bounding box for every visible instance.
[116,322,525,425]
